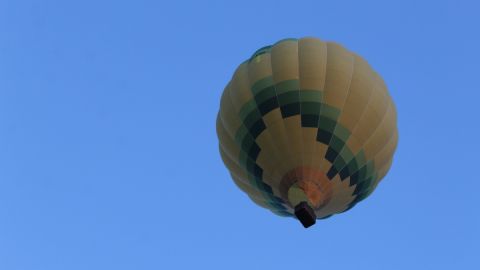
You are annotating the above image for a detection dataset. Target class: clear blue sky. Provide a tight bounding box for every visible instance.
[1,0,478,269]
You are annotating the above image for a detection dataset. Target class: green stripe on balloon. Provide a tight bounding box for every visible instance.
[232,78,380,212]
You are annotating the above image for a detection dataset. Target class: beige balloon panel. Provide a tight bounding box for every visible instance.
[218,74,291,187]
[217,37,398,217]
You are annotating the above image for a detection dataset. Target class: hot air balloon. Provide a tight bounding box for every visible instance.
[216,37,398,228]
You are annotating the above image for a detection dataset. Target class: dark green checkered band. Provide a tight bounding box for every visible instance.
[235,77,379,216]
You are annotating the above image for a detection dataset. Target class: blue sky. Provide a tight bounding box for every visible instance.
[1,0,479,269]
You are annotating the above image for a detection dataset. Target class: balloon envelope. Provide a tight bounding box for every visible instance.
[216,37,398,228]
